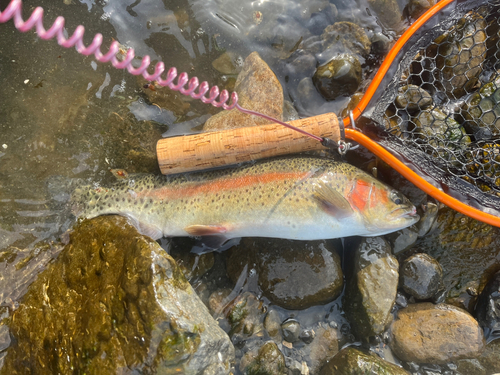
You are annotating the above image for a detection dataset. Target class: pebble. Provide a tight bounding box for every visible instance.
[390,302,485,364]
[282,319,301,343]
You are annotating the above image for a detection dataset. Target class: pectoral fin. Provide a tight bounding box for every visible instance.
[184,224,229,236]
[313,181,354,218]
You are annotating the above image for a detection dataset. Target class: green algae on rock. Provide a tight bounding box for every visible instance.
[1,215,234,375]
[239,341,287,375]
[319,346,410,375]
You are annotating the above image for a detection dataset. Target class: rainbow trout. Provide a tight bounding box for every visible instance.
[72,157,419,245]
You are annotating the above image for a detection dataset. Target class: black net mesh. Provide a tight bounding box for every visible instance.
[367,0,500,216]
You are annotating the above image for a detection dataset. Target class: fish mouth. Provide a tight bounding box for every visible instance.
[387,205,419,222]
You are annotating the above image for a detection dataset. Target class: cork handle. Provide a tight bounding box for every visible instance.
[156,112,340,175]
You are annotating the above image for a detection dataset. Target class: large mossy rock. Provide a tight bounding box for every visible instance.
[1,216,234,375]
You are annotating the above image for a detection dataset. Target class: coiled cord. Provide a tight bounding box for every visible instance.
[0,0,326,143]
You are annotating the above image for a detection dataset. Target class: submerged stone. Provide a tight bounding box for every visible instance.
[475,269,500,340]
[319,346,410,374]
[1,216,234,375]
[313,54,362,101]
[239,341,287,375]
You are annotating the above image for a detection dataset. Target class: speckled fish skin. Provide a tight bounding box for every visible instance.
[71,157,419,241]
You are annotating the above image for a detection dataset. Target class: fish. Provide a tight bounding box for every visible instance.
[71,157,419,246]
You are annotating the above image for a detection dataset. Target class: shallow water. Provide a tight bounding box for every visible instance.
[0,0,392,308]
[2,0,499,372]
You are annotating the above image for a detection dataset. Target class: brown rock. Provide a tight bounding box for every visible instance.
[390,303,485,364]
[203,52,283,131]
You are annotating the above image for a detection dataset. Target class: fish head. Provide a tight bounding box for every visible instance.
[346,174,420,235]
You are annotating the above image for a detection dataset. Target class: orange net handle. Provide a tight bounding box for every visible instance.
[340,0,500,228]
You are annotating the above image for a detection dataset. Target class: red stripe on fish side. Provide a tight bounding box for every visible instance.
[348,179,371,211]
[138,172,309,201]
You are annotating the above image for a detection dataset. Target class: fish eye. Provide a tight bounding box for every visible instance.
[390,191,403,205]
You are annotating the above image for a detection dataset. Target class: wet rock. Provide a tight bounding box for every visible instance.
[475,269,500,339]
[204,51,283,131]
[407,0,436,20]
[321,22,371,57]
[413,108,471,149]
[431,12,487,99]
[385,225,419,255]
[1,216,234,375]
[462,72,500,139]
[169,237,215,282]
[264,309,282,343]
[344,237,399,339]
[395,85,433,112]
[390,303,485,364]
[212,51,242,75]
[367,0,404,31]
[313,54,362,101]
[319,346,410,374]
[305,323,339,374]
[299,329,315,344]
[226,292,265,338]
[226,238,343,310]
[414,207,500,311]
[282,319,301,343]
[400,253,444,300]
[285,51,317,80]
[416,201,439,237]
[208,288,232,315]
[457,338,500,374]
[239,341,287,375]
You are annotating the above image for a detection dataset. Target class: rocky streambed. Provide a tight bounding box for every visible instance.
[1,0,500,374]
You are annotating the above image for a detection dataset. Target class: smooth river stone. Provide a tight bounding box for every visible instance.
[390,302,485,364]
[203,51,283,131]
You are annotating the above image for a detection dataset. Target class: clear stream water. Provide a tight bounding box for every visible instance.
[1,0,498,371]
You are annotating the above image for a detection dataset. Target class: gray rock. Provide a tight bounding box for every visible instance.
[431,12,487,99]
[282,319,301,343]
[390,303,485,364]
[305,323,339,374]
[313,54,362,101]
[321,22,371,57]
[400,253,444,300]
[264,309,283,343]
[416,202,439,237]
[475,269,500,340]
[1,216,234,375]
[226,238,343,310]
[367,0,404,32]
[395,85,433,112]
[344,237,399,339]
[385,225,419,255]
[318,346,410,374]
